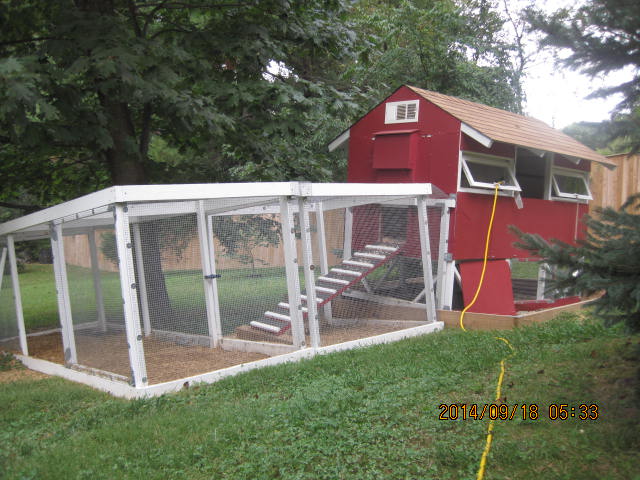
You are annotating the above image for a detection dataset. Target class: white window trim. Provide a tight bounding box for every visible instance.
[550,167,592,202]
[384,100,420,124]
[459,151,521,194]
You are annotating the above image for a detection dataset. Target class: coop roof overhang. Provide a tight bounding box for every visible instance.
[0,182,433,241]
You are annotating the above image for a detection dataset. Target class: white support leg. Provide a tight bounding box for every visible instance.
[417,197,437,323]
[197,201,222,347]
[87,230,107,332]
[0,247,6,294]
[343,207,353,260]
[6,238,28,356]
[298,198,320,349]
[114,204,148,388]
[537,263,547,300]
[435,203,452,309]
[49,225,77,364]
[279,197,305,348]
[314,203,332,322]
[206,215,223,340]
[439,260,456,311]
[131,224,152,337]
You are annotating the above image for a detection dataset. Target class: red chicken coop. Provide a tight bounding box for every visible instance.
[330,85,615,316]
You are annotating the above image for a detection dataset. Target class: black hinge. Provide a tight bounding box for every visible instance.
[204,274,222,280]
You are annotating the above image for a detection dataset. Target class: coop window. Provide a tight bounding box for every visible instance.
[460,152,521,193]
[384,100,419,124]
[551,168,592,201]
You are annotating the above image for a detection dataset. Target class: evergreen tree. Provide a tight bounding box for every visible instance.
[527,0,640,152]
[513,194,640,332]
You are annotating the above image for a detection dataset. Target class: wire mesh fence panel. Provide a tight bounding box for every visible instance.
[131,212,215,384]
[5,240,62,363]
[312,202,435,347]
[0,244,20,353]
[212,212,294,346]
[60,227,130,380]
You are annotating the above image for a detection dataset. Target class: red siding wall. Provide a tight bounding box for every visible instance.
[452,193,589,260]
[347,86,460,192]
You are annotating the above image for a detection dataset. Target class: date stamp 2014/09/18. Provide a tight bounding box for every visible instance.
[438,403,599,421]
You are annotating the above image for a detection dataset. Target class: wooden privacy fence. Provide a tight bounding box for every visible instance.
[590,153,640,212]
[64,210,346,273]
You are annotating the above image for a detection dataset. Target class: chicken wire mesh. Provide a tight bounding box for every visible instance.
[61,227,130,380]
[310,202,439,347]
[1,190,447,387]
[212,210,293,346]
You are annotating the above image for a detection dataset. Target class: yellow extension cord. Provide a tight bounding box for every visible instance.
[457,183,515,480]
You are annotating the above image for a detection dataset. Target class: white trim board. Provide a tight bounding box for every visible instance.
[0,182,434,238]
[17,322,444,399]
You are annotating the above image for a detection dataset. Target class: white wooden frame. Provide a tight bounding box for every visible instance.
[50,224,77,364]
[114,204,148,387]
[384,100,420,124]
[550,167,592,202]
[6,238,28,355]
[0,182,452,393]
[459,151,521,194]
[279,197,306,348]
[197,201,223,347]
[297,198,321,348]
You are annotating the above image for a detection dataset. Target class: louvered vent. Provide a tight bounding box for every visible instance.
[385,100,419,124]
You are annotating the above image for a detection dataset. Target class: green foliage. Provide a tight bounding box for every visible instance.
[345,0,525,113]
[513,194,640,332]
[0,0,360,211]
[563,119,638,155]
[527,0,640,152]
[0,351,17,371]
[1,314,638,479]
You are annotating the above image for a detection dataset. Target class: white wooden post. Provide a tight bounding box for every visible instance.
[435,202,452,309]
[279,197,305,348]
[206,214,223,340]
[314,203,332,322]
[131,223,152,337]
[0,247,6,294]
[343,206,353,260]
[113,204,148,387]
[49,224,77,364]
[87,230,107,332]
[6,238,28,356]
[298,198,320,349]
[537,263,547,300]
[196,201,222,347]
[416,197,437,323]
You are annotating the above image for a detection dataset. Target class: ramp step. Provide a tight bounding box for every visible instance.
[330,268,362,277]
[265,311,291,322]
[365,244,398,252]
[300,294,324,303]
[354,252,386,260]
[315,286,337,294]
[250,321,282,334]
[343,260,374,268]
[278,302,308,313]
[318,276,350,285]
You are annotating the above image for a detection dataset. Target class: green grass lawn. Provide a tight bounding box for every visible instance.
[1,312,638,480]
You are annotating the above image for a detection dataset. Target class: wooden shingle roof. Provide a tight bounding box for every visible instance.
[408,86,616,168]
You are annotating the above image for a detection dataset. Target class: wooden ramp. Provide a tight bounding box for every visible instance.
[250,244,401,335]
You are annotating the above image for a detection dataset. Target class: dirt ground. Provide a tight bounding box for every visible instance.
[4,331,269,385]
[2,319,422,386]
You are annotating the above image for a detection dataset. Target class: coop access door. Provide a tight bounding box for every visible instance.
[208,211,294,345]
